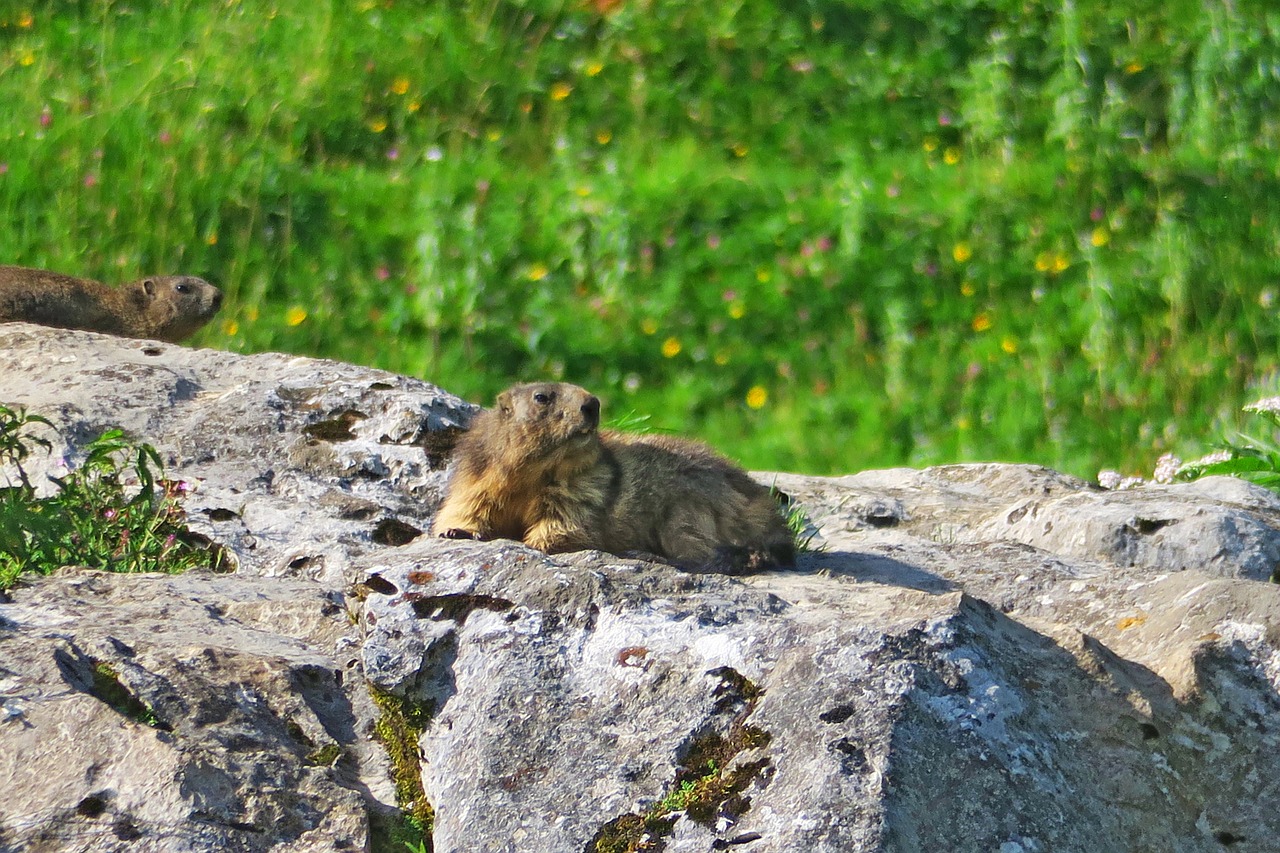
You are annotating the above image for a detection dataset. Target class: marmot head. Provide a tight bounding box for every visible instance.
[134,275,223,342]
[495,382,602,462]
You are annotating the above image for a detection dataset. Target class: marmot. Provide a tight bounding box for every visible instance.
[431,382,796,574]
[0,265,222,343]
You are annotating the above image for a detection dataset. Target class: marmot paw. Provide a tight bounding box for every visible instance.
[439,528,483,541]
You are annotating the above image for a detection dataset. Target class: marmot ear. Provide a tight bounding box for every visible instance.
[141,278,157,299]
[495,390,513,417]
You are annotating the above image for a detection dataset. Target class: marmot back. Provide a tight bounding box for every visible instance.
[431,382,796,574]
[0,265,222,343]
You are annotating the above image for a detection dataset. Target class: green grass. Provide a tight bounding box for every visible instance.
[2,2,1278,479]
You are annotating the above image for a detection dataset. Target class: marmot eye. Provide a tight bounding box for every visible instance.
[175,283,192,294]
[533,392,552,404]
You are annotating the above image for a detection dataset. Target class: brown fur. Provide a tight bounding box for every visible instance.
[0,265,222,343]
[431,382,796,574]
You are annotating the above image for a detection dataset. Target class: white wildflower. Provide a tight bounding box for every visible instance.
[1118,476,1145,490]
[1097,470,1122,490]
[1186,449,1233,468]
[1152,453,1182,484]
[1243,396,1280,415]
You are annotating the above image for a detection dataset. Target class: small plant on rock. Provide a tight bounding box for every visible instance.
[1175,397,1280,494]
[0,405,225,589]
[368,683,434,852]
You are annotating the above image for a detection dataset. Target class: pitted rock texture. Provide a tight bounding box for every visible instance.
[0,322,476,588]
[3,324,1280,852]
[0,572,372,852]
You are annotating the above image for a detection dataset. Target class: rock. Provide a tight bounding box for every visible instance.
[3,323,1280,852]
[773,464,1280,581]
[0,571,371,852]
[0,323,476,588]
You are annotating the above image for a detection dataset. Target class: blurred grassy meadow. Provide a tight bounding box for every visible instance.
[1,1,1278,479]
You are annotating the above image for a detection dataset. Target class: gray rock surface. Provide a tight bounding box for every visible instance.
[3,323,1280,852]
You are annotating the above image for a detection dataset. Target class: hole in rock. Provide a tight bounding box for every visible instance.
[372,518,422,546]
[363,574,398,595]
[1134,517,1173,535]
[819,703,856,724]
[288,554,318,572]
[303,410,367,442]
[76,795,108,818]
[416,425,465,466]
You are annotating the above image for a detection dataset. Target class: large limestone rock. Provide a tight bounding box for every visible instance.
[2,323,1280,852]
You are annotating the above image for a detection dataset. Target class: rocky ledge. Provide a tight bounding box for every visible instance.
[2,323,1279,852]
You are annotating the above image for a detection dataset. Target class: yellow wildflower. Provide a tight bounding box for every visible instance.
[943,147,961,165]
[1051,253,1069,274]
[923,136,939,152]
[1124,61,1144,74]
[953,242,972,263]
[18,12,33,27]
[756,268,770,283]
[641,318,658,335]
[487,128,503,142]
[245,306,259,322]
[1091,227,1110,247]
[732,143,749,157]
[714,351,730,366]
[391,77,410,96]
[728,302,745,320]
[550,82,572,101]
[407,100,421,113]
[972,312,992,332]
[18,50,34,66]
[596,129,612,144]
[222,319,239,336]
[368,117,387,133]
[285,307,307,326]
[586,60,604,77]
[661,337,682,358]
[205,232,218,246]
[527,262,549,282]
[1001,336,1017,354]
[1034,252,1053,272]
[745,386,768,409]
[960,281,976,297]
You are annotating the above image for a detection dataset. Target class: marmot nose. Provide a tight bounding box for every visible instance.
[581,396,600,426]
